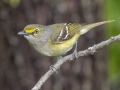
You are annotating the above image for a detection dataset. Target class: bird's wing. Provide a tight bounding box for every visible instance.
[50,23,82,43]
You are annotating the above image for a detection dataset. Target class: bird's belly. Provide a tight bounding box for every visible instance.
[32,33,80,56]
[35,44,73,56]
[34,45,54,56]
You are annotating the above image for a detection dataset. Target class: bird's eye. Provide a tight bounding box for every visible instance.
[34,29,39,34]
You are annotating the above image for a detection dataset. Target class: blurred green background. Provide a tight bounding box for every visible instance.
[105,0,120,88]
[0,0,120,90]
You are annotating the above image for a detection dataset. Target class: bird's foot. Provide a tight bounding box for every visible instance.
[50,65,58,74]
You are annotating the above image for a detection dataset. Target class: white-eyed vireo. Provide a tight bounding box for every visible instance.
[18,20,114,58]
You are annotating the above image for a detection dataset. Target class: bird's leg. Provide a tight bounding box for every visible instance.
[72,42,78,58]
[49,56,62,74]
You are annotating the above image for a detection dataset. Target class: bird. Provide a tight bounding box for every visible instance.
[18,20,114,58]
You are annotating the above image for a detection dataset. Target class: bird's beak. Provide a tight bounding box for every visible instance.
[18,31,28,35]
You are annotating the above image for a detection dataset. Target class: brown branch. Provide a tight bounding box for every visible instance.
[31,34,120,90]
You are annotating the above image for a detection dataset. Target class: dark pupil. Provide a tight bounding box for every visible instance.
[35,29,39,34]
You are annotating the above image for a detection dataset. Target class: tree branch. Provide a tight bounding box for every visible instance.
[32,34,120,90]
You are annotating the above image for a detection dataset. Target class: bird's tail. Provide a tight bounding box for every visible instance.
[80,20,115,35]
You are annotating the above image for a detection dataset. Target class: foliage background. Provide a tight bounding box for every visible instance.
[105,0,120,89]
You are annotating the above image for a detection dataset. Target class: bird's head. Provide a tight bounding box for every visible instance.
[18,24,45,37]
[18,24,45,45]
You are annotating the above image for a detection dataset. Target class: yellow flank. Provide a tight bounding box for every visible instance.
[48,33,80,56]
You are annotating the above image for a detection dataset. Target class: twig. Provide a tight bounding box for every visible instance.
[32,34,120,90]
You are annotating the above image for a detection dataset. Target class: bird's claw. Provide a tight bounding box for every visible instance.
[50,65,58,74]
